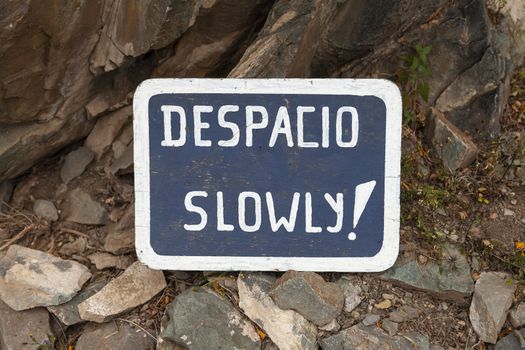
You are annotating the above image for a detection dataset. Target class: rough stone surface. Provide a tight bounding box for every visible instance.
[60,146,94,183]
[110,143,133,175]
[389,305,420,323]
[104,204,134,253]
[319,319,340,332]
[88,252,134,270]
[161,287,260,350]
[509,302,525,328]
[469,272,516,344]
[75,321,155,350]
[0,245,91,311]
[270,271,344,326]
[362,314,380,326]
[238,273,318,350]
[33,199,58,222]
[62,188,108,225]
[78,262,166,323]
[381,319,399,336]
[336,277,362,313]
[0,299,53,350]
[47,279,106,326]
[84,106,131,159]
[494,329,525,350]
[381,244,473,304]
[428,110,479,172]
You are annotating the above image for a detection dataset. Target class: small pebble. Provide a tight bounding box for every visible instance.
[504,208,515,216]
[418,255,428,264]
[381,319,399,336]
[382,293,395,300]
[375,299,392,310]
[511,199,518,205]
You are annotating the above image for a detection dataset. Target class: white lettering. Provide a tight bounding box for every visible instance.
[161,105,186,147]
[184,191,208,231]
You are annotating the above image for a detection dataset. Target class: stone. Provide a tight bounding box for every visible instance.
[428,110,478,173]
[33,199,58,222]
[381,319,399,336]
[270,271,344,326]
[59,237,87,256]
[47,279,106,326]
[381,244,473,304]
[319,323,427,350]
[509,302,525,328]
[104,230,134,254]
[88,252,134,270]
[337,277,362,313]
[494,329,525,350]
[375,299,392,310]
[84,106,131,159]
[110,143,133,175]
[389,305,420,323]
[75,321,155,350]
[161,287,260,350]
[237,273,318,350]
[319,319,340,332]
[0,245,91,311]
[78,262,166,323]
[362,314,380,326]
[469,272,516,344]
[60,146,94,183]
[62,188,108,225]
[0,299,54,350]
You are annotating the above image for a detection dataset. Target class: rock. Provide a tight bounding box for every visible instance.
[33,199,58,222]
[110,143,133,175]
[375,299,392,310]
[337,277,362,313]
[88,252,134,270]
[509,302,525,328]
[84,106,131,159]
[381,244,473,304]
[319,319,340,332]
[0,245,91,311]
[161,287,260,350]
[494,329,525,350]
[381,319,399,336]
[362,314,380,326]
[75,321,155,350]
[59,237,87,256]
[469,272,516,344]
[60,146,94,183]
[319,323,428,350]
[104,230,134,254]
[389,305,420,323]
[0,299,53,350]
[270,271,344,326]
[78,262,166,323]
[62,188,108,225]
[237,273,318,350]
[47,279,106,326]
[428,110,478,172]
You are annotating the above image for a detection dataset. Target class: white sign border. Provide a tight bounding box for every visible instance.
[134,79,401,272]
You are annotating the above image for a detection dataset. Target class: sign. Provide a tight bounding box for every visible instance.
[133,79,401,272]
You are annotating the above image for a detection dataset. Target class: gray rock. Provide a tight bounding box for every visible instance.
[60,146,94,183]
[33,199,58,222]
[238,273,318,350]
[88,252,134,270]
[319,319,340,332]
[78,262,166,323]
[59,237,87,256]
[0,245,91,311]
[110,143,133,175]
[389,305,420,323]
[337,277,362,313]
[104,230,134,254]
[362,314,380,326]
[494,329,525,350]
[62,188,108,225]
[381,244,473,304]
[469,272,516,344]
[161,287,260,350]
[0,299,54,350]
[509,302,525,328]
[75,321,155,350]
[47,279,106,326]
[319,323,428,350]
[270,271,344,326]
[84,106,131,159]
[381,319,399,336]
[428,109,478,172]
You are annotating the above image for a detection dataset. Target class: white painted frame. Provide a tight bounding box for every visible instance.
[133,79,402,272]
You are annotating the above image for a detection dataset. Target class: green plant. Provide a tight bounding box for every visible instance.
[398,44,432,128]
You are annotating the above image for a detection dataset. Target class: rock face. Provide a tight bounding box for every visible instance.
[0,245,91,310]
[237,273,318,350]
[78,262,166,323]
[62,188,108,225]
[381,245,473,304]
[469,272,516,344]
[161,287,260,350]
[0,299,53,350]
[270,271,344,326]
[75,321,155,350]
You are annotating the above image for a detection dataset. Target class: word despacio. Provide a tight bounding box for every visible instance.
[158,103,362,234]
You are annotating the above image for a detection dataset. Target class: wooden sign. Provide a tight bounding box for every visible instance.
[133,79,401,271]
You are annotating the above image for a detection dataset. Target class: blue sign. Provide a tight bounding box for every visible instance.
[134,79,401,271]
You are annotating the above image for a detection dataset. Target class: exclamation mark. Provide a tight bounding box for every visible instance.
[348,180,376,241]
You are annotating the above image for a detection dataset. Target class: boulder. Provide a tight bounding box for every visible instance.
[270,271,344,326]
[237,273,318,350]
[469,272,516,344]
[161,287,260,350]
[0,245,91,311]
[78,262,166,323]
